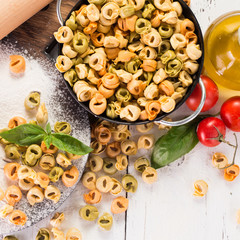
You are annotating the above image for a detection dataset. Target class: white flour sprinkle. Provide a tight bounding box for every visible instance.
[0,42,90,235]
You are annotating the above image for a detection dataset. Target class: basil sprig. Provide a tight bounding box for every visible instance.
[0,123,92,156]
[151,116,206,169]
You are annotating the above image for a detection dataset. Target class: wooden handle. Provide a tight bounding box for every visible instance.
[0,0,53,40]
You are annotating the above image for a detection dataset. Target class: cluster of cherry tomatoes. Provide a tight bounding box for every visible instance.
[186,75,240,147]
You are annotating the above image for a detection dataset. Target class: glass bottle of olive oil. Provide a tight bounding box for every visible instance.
[204,12,240,91]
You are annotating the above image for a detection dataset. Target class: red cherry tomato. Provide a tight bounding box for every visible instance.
[186,75,219,112]
[197,117,226,147]
[220,96,240,132]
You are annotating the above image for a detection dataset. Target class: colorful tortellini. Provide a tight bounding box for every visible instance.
[54,0,201,122]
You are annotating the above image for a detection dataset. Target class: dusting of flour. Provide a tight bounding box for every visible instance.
[0,43,90,235]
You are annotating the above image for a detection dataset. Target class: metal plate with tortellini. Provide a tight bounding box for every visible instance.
[55,0,204,125]
[0,44,91,235]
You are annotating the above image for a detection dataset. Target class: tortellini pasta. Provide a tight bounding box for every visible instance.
[54,0,201,122]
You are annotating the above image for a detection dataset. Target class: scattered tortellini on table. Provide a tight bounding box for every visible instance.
[54,0,201,122]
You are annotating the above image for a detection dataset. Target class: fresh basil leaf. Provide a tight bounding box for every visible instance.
[51,133,92,155]
[44,135,52,149]
[151,117,204,169]
[46,123,51,135]
[0,124,46,146]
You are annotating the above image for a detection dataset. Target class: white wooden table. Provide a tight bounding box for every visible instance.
[4,0,240,239]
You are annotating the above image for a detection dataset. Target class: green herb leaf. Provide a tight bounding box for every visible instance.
[0,124,46,146]
[151,117,205,169]
[44,135,52,149]
[46,123,51,135]
[51,133,92,155]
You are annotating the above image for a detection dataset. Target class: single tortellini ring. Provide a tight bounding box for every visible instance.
[144,83,159,99]
[134,156,150,172]
[183,60,199,75]
[90,139,106,155]
[49,167,64,183]
[9,210,27,226]
[141,59,157,72]
[84,189,102,204]
[97,23,111,33]
[88,155,103,172]
[8,116,27,129]
[141,28,162,48]
[87,69,101,85]
[55,55,73,73]
[19,178,35,191]
[56,153,72,168]
[54,26,73,43]
[36,228,50,240]
[120,105,141,122]
[124,59,141,74]
[121,139,137,155]
[115,154,128,171]
[160,50,176,64]
[162,11,178,25]
[76,6,90,27]
[86,4,100,22]
[179,70,193,87]
[122,174,138,193]
[139,47,157,60]
[94,124,111,144]
[0,204,14,218]
[153,0,172,11]
[18,165,37,181]
[44,185,61,203]
[36,103,48,126]
[136,123,154,133]
[50,212,65,228]
[158,40,171,55]
[9,55,26,73]
[98,212,113,231]
[51,228,65,240]
[106,141,121,158]
[105,47,120,60]
[186,43,202,60]
[185,31,198,44]
[75,63,88,79]
[66,228,82,240]
[212,152,228,169]
[24,144,42,167]
[4,144,20,160]
[137,134,155,149]
[159,80,175,96]
[135,18,151,34]
[89,92,107,115]
[4,162,20,181]
[111,196,129,214]
[24,91,40,110]
[180,19,195,36]
[142,167,158,184]
[62,166,79,188]
[125,15,138,32]
[79,205,99,221]
[153,68,168,84]
[89,52,106,71]
[73,81,92,102]
[54,121,71,134]
[5,185,22,206]
[35,172,50,189]
[83,21,98,35]
[112,129,131,142]
[103,36,120,49]
[66,11,78,30]
[176,48,189,62]
[165,58,183,77]
[142,3,155,19]
[81,171,96,190]
[103,157,117,175]
[99,13,117,26]
[120,5,135,18]
[159,96,176,113]
[115,88,132,102]
[224,165,240,181]
[106,102,119,119]
[96,175,113,193]
[145,100,161,120]
[102,73,120,89]
[172,1,183,16]
[170,33,187,49]
[101,2,119,20]
[39,154,56,170]
[62,42,78,59]
[159,23,174,38]
[27,186,44,206]
[128,41,144,53]
[72,32,89,54]
[110,178,122,195]
[193,180,208,197]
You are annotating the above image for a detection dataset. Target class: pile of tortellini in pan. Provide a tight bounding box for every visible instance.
[54,0,202,122]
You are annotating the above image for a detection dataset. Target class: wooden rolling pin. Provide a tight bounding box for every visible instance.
[0,0,53,40]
